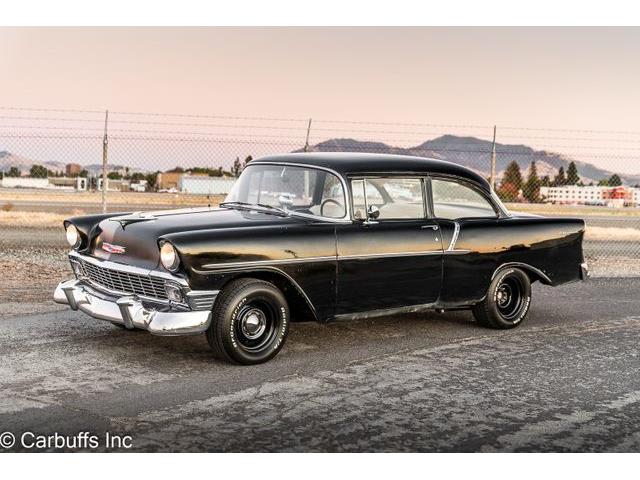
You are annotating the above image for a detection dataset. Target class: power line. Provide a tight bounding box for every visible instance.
[0,106,104,114]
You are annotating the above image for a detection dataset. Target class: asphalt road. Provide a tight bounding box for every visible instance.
[1,278,639,452]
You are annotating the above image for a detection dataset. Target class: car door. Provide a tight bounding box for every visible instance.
[429,176,502,306]
[335,176,443,314]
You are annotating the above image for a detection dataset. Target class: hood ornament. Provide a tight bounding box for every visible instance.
[102,243,126,254]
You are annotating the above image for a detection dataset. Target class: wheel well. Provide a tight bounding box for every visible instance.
[523,269,545,285]
[493,262,552,286]
[220,271,318,322]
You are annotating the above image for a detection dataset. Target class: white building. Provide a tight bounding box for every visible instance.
[540,185,606,205]
[540,185,640,207]
[0,176,89,190]
[130,180,148,192]
[0,177,50,189]
[178,175,236,195]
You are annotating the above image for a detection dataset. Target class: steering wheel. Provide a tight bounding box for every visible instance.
[320,198,343,218]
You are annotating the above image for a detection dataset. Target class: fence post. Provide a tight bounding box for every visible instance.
[101,110,109,213]
[489,125,497,191]
[303,118,312,152]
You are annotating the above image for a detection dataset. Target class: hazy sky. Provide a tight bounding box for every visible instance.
[1,27,639,172]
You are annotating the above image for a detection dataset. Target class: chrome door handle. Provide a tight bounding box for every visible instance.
[421,224,439,230]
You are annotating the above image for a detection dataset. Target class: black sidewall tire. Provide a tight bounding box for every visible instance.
[474,268,532,329]
[208,279,289,365]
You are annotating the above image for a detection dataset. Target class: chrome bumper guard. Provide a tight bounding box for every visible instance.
[580,262,590,280]
[54,279,215,336]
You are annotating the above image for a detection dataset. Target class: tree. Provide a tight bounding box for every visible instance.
[523,161,541,203]
[540,175,550,187]
[243,155,253,167]
[130,172,146,182]
[30,164,49,178]
[145,172,159,191]
[231,157,243,177]
[553,166,567,186]
[501,161,523,190]
[497,161,523,202]
[6,167,21,177]
[79,169,89,178]
[208,167,224,177]
[598,178,610,186]
[608,174,622,186]
[107,171,122,180]
[566,161,580,185]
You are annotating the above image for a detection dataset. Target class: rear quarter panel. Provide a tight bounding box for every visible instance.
[438,216,585,307]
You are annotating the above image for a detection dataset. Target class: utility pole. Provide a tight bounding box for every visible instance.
[303,118,312,152]
[489,125,497,191]
[101,110,109,213]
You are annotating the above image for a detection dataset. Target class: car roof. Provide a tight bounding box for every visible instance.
[252,152,490,191]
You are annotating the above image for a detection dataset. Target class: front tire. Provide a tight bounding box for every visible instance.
[207,278,289,365]
[472,267,531,329]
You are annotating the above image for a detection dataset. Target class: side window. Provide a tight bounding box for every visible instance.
[351,177,425,220]
[431,178,497,219]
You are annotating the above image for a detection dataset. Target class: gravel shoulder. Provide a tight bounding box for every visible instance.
[0,227,70,317]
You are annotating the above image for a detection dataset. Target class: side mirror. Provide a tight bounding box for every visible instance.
[367,205,380,220]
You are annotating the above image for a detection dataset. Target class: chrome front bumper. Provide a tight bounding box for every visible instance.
[54,279,214,336]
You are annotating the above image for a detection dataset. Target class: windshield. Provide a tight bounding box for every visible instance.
[224,164,347,219]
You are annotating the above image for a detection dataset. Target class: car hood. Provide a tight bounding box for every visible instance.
[91,207,304,269]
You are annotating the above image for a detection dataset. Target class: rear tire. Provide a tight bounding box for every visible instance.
[472,267,531,329]
[207,278,289,365]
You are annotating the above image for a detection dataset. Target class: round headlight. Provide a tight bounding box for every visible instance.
[160,242,180,271]
[65,224,80,248]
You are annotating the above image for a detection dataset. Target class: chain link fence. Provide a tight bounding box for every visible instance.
[1,107,639,276]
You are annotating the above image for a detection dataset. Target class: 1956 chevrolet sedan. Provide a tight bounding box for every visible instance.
[54,153,588,364]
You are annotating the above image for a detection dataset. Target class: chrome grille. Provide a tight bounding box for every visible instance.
[73,258,168,300]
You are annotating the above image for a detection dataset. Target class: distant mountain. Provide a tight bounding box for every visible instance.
[2,135,638,185]
[0,150,67,175]
[300,135,638,185]
[0,151,147,176]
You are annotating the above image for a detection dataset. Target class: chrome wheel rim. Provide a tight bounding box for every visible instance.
[240,308,267,340]
[235,300,277,352]
[495,276,524,321]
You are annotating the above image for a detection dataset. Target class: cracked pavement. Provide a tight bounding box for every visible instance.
[1,278,639,452]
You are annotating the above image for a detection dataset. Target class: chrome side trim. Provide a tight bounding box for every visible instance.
[339,251,442,260]
[241,162,353,224]
[201,256,336,270]
[200,250,446,270]
[447,221,460,252]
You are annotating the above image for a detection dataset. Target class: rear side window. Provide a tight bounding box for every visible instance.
[431,178,497,219]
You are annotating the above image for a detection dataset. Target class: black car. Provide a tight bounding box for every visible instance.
[55,153,588,364]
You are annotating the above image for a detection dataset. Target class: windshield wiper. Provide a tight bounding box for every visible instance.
[219,201,290,217]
